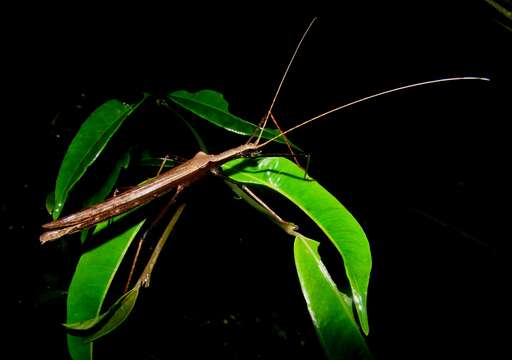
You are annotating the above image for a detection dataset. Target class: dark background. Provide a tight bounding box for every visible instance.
[3,2,507,359]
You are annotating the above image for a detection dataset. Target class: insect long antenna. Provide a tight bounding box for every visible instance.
[255,17,318,145]
[257,76,490,148]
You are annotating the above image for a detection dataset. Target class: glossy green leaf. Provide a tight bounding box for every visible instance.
[294,235,372,359]
[66,219,145,360]
[80,152,131,243]
[223,157,372,334]
[168,89,292,146]
[53,95,147,219]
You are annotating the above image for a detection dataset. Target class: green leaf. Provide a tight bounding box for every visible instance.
[294,235,372,359]
[66,219,145,360]
[80,152,131,243]
[223,157,372,334]
[168,89,292,146]
[53,94,148,219]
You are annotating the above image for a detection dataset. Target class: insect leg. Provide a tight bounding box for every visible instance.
[124,185,186,292]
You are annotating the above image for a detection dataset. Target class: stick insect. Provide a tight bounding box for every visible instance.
[40,18,488,244]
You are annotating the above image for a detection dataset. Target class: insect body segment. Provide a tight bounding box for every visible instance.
[40,144,259,243]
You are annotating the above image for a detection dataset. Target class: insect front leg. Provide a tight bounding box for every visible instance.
[218,173,300,237]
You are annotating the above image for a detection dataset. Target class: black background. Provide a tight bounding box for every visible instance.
[3,2,507,359]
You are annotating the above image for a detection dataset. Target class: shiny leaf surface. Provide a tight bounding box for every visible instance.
[223,157,372,334]
[53,95,147,219]
[294,235,372,359]
[168,89,291,146]
[66,219,145,360]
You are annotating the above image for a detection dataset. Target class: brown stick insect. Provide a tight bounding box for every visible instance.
[40,18,489,244]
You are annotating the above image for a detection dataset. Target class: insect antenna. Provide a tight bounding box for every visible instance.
[254,17,318,146]
[257,76,490,148]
